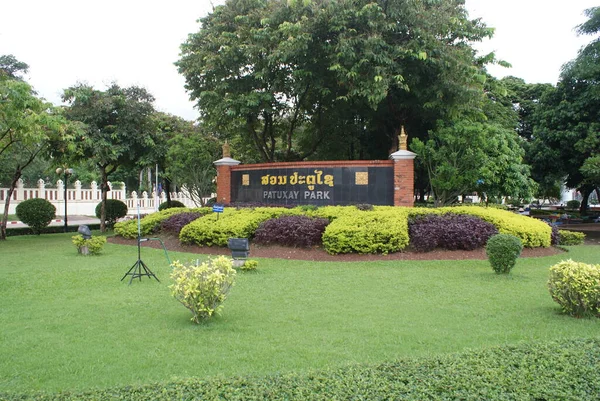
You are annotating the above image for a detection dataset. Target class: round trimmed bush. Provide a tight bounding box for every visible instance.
[548,259,600,318]
[15,198,56,235]
[486,234,523,274]
[95,199,128,229]
[158,200,186,211]
[566,200,580,210]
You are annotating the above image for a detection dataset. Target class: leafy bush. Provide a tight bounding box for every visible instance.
[161,212,203,235]
[322,208,410,254]
[548,259,600,318]
[158,200,186,211]
[486,234,523,274]
[71,235,106,255]
[549,223,560,245]
[15,198,56,235]
[409,214,498,252]
[95,199,128,229]
[4,339,599,400]
[169,256,236,323]
[180,207,295,247]
[239,259,258,271]
[115,207,209,239]
[421,206,551,248]
[558,230,586,246]
[254,215,329,247]
[566,200,581,210]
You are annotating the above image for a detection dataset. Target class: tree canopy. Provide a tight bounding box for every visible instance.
[61,83,158,231]
[178,0,494,162]
[0,71,76,239]
[529,6,600,213]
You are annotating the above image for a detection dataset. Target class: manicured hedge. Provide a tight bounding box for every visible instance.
[179,207,299,247]
[3,338,599,400]
[409,214,498,252]
[254,215,329,247]
[114,207,209,239]
[410,206,552,248]
[115,205,553,253]
[322,208,410,254]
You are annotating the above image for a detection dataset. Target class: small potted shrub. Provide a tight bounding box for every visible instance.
[486,234,523,274]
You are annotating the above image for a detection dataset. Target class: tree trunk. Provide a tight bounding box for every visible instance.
[579,186,592,216]
[0,169,23,240]
[165,178,172,203]
[100,167,108,232]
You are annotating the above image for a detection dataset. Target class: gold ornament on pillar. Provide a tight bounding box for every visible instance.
[399,126,408,151]
[222,141,231,158]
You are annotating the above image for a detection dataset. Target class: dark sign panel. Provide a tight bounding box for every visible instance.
[231,167,393,206]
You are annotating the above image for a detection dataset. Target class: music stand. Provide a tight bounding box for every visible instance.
[121,201,160,284]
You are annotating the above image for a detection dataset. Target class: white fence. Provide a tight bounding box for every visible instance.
[1,179,197,216]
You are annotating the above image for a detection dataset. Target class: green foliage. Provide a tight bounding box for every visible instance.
[158,200,186,211]
[114,207,206,239]
[548,259,600,318]
[71,235,106,255]
[0,75,77,239]
[169,256,236,323]
[486,234,523,274]
[239,259,258,272]
[566,200,581,210]
[164,121,220,206]
[177,0,494,162]
[322,208,410,254]
[558,230,586,246]
[409,206,551,248]
[95,199,128,229]
[61,83,158,231]
[15,198,56,235]
[3,339,600,400]
[179,207,294,246]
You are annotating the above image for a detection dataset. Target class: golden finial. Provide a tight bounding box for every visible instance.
[222,141,231,158]
[399,126,408,151]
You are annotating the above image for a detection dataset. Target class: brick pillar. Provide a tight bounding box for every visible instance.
[214,157,241,205]
[390,150,417,207]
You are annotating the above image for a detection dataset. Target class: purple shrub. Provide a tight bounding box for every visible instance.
[409,214,498,252]
[161,212,203,235]
[254,215,330,247]
[548,222,560,246]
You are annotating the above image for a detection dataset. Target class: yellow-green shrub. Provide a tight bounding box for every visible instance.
[429,206,551,248]
[548,259,600,318]
[558,230,586,246]
[170,256,236,323]
[71,235,107,255]
[114,207,210,239]
[322,208,410,254]
[179,207,294,246]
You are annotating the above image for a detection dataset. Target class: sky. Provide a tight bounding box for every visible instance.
[1,0,597,121]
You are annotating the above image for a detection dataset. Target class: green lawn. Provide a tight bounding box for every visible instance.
[1,233,599,393]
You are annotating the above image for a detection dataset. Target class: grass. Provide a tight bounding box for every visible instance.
[1,232,599,394]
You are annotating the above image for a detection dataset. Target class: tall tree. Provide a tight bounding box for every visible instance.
[177,0,494,162]
[61,84,157,231]
[0,76,75,240]
[411,75,535,206]
[531,6,600,214]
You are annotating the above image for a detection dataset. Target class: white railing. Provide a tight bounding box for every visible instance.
[0,179,197,216]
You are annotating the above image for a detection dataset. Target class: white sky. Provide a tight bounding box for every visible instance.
[1,0,597,121]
